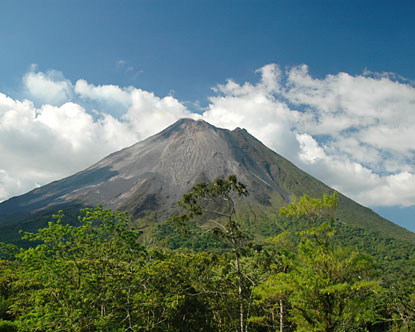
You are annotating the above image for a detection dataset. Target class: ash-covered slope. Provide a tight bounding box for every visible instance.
[0,118,413,242]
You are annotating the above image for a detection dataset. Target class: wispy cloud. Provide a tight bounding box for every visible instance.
[116,59,127,67]
[116,59,143,76]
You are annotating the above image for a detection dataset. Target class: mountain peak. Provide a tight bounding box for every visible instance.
[159,118,218,138]
[0,119,413,243]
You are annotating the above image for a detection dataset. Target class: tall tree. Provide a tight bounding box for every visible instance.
[252,193,382,332]
[170,175,253,332]
[284,224,381,332]
[131,250,217,332]
[283,193,381,331]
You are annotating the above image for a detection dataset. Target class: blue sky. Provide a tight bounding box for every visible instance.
[0,0,414,231]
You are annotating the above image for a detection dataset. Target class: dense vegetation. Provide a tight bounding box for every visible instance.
[0,176,413,331]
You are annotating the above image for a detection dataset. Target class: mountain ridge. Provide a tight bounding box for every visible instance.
[0,118,413,243]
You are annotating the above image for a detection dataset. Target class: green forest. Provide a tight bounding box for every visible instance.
[0,176,414,331]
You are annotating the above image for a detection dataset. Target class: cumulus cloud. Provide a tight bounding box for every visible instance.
[0,92,140,201]
[124,89,197,139]
[203,64,300,158]
[281,65,414,206]
[0,64,414,209]
[285,65,415,153]
[75,79,132,108]
[23,67,73,105]
[202,64,415,207]
[74,78,194,138]
[0,72,195,202]
[296,134,326,164]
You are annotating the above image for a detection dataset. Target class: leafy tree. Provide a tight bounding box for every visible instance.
[11,206,146,331]
[252,193,382,332]
[250,265,291,331]
[249,233,294,332]
[131,250,217,332]
[10,207,226,331]
[279,192,338,229]
[0,258,17,328]
[0,319,17,332]
[0,243,19,261]
[385,277,415,331]
[1,187,411,331]
[170,175,253,332]
[284,224,381,332]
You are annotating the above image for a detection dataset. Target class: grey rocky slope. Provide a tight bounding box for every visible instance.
[0,118,413,242]
[0,119,286,220]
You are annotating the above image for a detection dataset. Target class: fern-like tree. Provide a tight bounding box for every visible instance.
[253,193,382,332]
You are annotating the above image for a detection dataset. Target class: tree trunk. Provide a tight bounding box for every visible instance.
[235,252,245,332]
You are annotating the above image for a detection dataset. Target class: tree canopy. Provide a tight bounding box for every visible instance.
[0,178,411,331]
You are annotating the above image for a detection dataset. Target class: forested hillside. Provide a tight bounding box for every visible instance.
[0,177,413,331]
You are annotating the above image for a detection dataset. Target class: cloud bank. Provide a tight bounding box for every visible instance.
[0,65,414,208]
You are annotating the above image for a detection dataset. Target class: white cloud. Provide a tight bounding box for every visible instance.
[0,169,21,202]
[278,65,414,206]
[125,89,197,139]
[75,79,132,108]
[23,68,73,105]
[201,64,415,207]
[360,172,415,207]
[297,155,415,207]
[296,133,326,164]
[256,63,282,93]
[115,59,142,76]
[0,92,137,202]
[285,65,415,156]
[360,125,415,153]
[116,59,127,67]
[0,65,414,209]
[203,65,300,158]
[75,79,199,140]
[0,72,196,202]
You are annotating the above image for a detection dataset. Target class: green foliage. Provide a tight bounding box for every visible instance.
[332,223,415,282]
[279,193,382,332]
[251,193,383,332]
[0,259,16,325]
[385,277,415,331]
[151,217,230,251]
[284,224,382,331]
[6,205,245,331]
[131,250,217,331]
[279,192,338,227]
[12,206,146,331]
[171,175,249,242]
[0,183,412,331]
[169,175,254,332]
[0,244,18,262]
[0,319,17,332]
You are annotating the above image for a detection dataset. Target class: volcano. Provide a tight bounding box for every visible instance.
[0,118,413,243]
